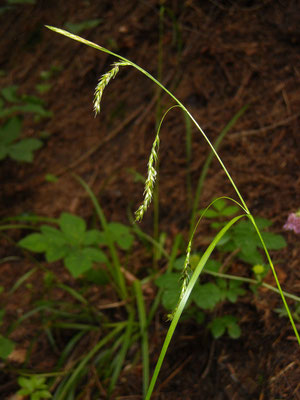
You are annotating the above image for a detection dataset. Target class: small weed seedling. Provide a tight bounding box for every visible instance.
[0,85,52,120]
[0,116,42,162]
[19,212,134,278]
[17,376,52,400]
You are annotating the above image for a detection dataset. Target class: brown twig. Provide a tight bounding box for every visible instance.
[228,113,300,140]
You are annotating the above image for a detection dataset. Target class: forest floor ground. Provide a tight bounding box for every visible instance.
[0,1,299,399]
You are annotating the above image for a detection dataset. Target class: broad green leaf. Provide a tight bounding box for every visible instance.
[59,213,86,245]
[233,231,257,256]
[21,95,44,105]
[19,233,48,252]
[34,390,52,399]
[233,220,254,234]
[0,116,22,144]
[40,225,66,245]
[161,289,180,310]
[226,281,246,303]
[173,256,185,271]
[82,247,107,263]
[216,278,227,289]
[213,198,226,211]
[64,249,92,277]
[45,244,69,263]
[210,318,226,339]
[254,217,273,230]
[203,259,221,272]
[210,221,227,229]
[83,229,103,245]
[192,282,221,310]
[84,268,109,285]
[0,145,8,160]
[222,205,239,216]
[1,85,19,102]
[32,376,46,387]
[17,388,31,396]
[199,208,219,218]
[259,231,286,250]
[238,249,263,265]
[155,273,181,291]
[228,322,241,339]
[108,222,134,250]
[0,335,14,359]
[8,138,42,162]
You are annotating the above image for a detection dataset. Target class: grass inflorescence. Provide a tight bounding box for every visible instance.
[9,24,297,400]
[93,61,130,115]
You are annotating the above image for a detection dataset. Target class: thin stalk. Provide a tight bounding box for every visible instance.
[108,310,135,394]
[184,111,193,208]
[74,174,128,301]
[204,270,300,303]
[147,233,182,325]
[153,4,165,269]
[248,214,300,344]
[189,105,248,235]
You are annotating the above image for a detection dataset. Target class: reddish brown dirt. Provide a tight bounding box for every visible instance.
[0,1,299,399]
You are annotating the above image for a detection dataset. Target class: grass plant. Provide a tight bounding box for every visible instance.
[7,24,298,399]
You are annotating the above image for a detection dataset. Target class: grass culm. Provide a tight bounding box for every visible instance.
[44,25,300,399]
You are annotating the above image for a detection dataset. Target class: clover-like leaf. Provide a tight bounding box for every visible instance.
[192,282,222,310]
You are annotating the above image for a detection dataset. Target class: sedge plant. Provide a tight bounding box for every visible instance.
[45,25,300,399]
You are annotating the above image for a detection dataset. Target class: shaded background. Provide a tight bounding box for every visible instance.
[0,0,299,398]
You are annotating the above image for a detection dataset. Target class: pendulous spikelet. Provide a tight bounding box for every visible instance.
[93,61,130,115]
